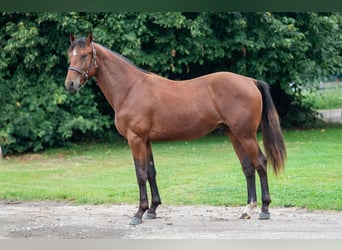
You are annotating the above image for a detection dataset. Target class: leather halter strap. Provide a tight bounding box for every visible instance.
[68,41,98,83]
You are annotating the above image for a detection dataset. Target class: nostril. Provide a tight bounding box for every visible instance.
[65,80,74,89]
[65,80,78,94]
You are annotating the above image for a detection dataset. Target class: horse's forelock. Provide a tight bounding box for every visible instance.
[68,37,87,53]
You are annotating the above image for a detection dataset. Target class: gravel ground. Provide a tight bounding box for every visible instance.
[0,201,341,239]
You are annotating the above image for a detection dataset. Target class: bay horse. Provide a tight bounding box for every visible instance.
[65,33,286,225]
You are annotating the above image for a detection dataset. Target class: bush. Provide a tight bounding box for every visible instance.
[1,12,341,154]
[0,13,112,154]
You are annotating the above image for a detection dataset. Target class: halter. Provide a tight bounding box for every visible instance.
[68,41,98,83]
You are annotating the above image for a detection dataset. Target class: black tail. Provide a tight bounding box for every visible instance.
[257,81,287,175]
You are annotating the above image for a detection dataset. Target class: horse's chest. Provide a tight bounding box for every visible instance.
[114,115,128,138]
[115,112,151,139]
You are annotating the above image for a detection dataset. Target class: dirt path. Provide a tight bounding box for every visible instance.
[0,201,341,239]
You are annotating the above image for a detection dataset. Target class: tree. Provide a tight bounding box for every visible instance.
[1,12,341,154]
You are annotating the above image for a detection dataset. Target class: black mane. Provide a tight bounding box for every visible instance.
[109,49,152,75]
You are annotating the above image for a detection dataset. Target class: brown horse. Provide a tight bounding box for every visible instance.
[65,33,286,225]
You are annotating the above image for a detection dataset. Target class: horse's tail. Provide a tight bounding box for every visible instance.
[256,80,287,175]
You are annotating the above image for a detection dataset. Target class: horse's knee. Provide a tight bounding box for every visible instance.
[147,163,157,180]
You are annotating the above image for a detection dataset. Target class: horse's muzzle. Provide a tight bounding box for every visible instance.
[65,79,78,94]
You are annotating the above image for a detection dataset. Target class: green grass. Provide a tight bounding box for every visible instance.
[1,128,341,211]
[310,87,342,109]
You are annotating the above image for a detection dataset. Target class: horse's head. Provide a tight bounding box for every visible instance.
[65,32,98,93]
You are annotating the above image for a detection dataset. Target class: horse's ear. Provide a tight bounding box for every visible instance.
[70,33,76,43]
[86,32,93,44]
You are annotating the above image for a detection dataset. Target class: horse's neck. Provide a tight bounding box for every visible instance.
[94,44,144,112]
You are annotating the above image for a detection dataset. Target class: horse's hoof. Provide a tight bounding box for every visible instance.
[239,213,251,219]
[144,212,157,220]
[259,212,271,220]
[129,216,143,225]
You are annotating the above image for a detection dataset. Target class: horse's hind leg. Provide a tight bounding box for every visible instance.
[225,129,257,219]
[255,151,271,219]
[237,135,271,220]
[226,125,271,219]
[145,142,161,219]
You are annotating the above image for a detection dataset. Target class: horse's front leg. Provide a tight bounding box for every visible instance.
[145,141,161,219]
[128,135,149,225]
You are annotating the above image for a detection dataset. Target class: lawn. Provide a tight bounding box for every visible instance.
[309,83,342,109]
[0,128,341,211]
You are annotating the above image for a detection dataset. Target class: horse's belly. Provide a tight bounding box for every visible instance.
[149,117,220,141]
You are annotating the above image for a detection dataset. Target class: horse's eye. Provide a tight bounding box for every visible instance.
[81,54,87,59]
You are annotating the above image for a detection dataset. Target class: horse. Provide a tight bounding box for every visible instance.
[65,33,286,225]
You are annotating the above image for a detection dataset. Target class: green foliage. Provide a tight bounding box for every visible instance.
[0,13,112,154]
[305,85,342,110]
[1,12,342,154]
